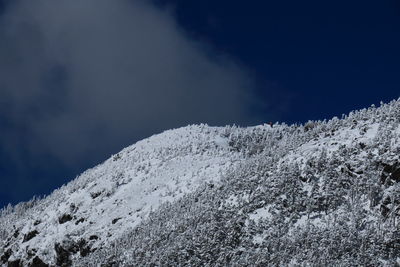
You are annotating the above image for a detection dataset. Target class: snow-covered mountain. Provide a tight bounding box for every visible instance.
[2,99,400,266]
[0,125,245,266]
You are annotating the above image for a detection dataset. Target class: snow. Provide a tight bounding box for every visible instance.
[293,213,324,229]
[282,123,380,169]
[0,125,244,265]
[224,195,240,207]
[248,205,274,223]
[2,100,400,266]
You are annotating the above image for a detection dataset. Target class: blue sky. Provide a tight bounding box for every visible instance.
[155,0,400,121]
[0,0,399,208]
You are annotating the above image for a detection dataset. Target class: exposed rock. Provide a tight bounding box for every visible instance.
[29,256,49,267]
[78,239,91,257]
[58,214,73,224]
[1,248,12,263]
[89,235,99,240]
[90,191,102,199]
[111,218,122,224]
[13,230,19,238]
[26,248,37,259]
[57,238,93,259]
[66,242,80,254]
[33,220,41,226]
[23,230,39,242]
[299,175,308,182]
[391,167,400,182]
[55,243,72,267]
[75,218,85,225]
[7,259,22,267]
[381,162,400,185]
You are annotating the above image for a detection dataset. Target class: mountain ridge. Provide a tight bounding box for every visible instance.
[0,124,246,266]
[2,99,400,266]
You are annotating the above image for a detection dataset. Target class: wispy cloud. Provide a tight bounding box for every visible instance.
[0,0,268,203]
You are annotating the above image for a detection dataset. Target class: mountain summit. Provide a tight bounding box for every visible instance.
[2,100,400,266]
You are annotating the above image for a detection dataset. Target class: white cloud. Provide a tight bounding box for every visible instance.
[0,0,268,201]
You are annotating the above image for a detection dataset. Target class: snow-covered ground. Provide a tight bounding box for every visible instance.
[0,124,244,265]
[2,99,400,266]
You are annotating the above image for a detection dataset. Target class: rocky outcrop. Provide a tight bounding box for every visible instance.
[58,214,73,224]
[55,243,72,267]
[7,259,22,267]
[1,248,12,264]
[380,162,400,185]
[380,162,400,217]
[29,256,49,267]
[23,230,39,242]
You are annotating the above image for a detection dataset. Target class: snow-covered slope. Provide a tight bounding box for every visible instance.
[78,99,400,267]
[2,99,400,267]
[0,124,245,266]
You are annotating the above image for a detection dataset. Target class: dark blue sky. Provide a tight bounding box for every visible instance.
[155,0,400,121]
[0,0,399,208]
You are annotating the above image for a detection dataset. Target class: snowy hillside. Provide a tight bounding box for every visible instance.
[2,99,400,266]
[0,125,245,266]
